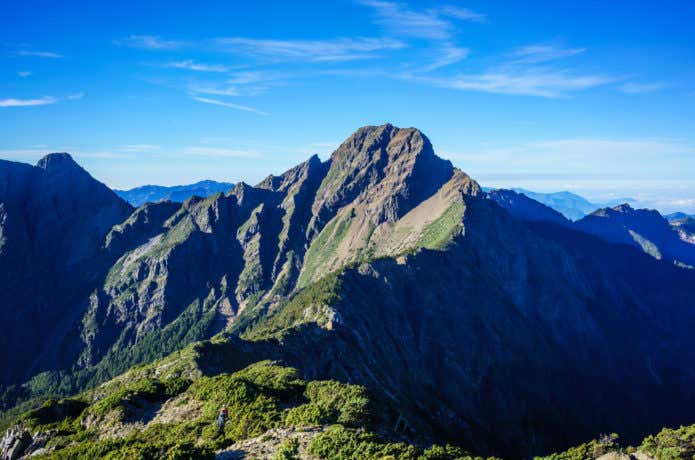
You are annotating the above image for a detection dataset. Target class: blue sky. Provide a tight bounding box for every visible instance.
[2,0,695,212]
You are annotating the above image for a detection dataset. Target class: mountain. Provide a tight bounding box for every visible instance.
[671,216,695,244]
[666,211,695,222]
[3,344,694,459]
[2,126,695,458]
[0,153,133,384]
[575,203,695,267]
[115,180,234,206]
[510,188,598,221]
[487,189,570,226]
[510,188,637,221]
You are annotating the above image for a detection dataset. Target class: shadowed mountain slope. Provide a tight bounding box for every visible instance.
[1,126,695,458]
[575,203,695,267]
[0,154,133,384]
[487,188,570,226]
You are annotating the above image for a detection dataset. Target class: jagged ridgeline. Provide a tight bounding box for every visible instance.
[1,124,695,458]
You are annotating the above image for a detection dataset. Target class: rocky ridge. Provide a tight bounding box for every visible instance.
[1,125,695,458]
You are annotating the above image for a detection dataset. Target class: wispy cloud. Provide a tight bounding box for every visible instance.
[213,37,405,62]
[118,34,404,62]
[0,93,83,108]
[116,35,185,50]
[191,96,269,115]
[15,50,63,58]
[358,0,486,40]
[190,70,284,96]
[620,82,667,94]
[0,96,58,107]
[438,6,487,23]
[17,71,32,77]
[191,86,240,97]
[528,138,694,156]
[452,138,695,174]
[425,44,470,71]
[510,43,586,64]
[448,138,695,208]
[182,146,260,158]
[403,70,616,97]
[164,60,231,72]
[0,148,127,160]
[121,144,161,152]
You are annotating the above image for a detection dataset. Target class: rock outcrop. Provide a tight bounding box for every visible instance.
[0,425,31,460]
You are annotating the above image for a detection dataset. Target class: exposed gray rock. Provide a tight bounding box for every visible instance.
[1,426,31,460]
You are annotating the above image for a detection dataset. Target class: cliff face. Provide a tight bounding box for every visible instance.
[2,127,695,457]
[0,154,133,383]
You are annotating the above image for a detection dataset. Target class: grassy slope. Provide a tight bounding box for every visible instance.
[7,338,695,459]
[6,343,495,460]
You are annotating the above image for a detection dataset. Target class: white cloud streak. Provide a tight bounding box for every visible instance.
[213,37,405,62]
[0,96,57,107]
[17,71,32,77]
[191,86,240,97]
[0,93,82,108]
[182,146,260,158]
[121,144,161,152]
[620,82,667,94]
[510,43,586,64]
[425,44,470,70]
[357,0,486,40]
[116,35,185,50]
[403,70,616,97]
[165,60,231,72]
[438,6,487,23]
[191,96,269,115]
[450,138,695,176]
[16,50,63,58]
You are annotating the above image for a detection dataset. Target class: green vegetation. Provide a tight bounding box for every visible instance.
[83,376,190,419]
[298,212,353,288]
[243,272,342,339]
[307,425,492,460]
[5,345,695,460]
[3,359,384,458]
[534,434,619,460]
[417,200,464,250]
[638,425,695,460]
[273,437,300,460]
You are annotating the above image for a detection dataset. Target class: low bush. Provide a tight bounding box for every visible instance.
[273,437,300,460]
[638,425,695,460]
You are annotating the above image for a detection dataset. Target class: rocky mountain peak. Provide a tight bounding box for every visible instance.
[309,123,454,235]
[329,123,437,166]
[611,203,634,213]
[36,152,81,173]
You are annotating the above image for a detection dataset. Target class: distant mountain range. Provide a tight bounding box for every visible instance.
[487,189,695,268]
[114,180,234,206]
[2,126,695,458]
[508,188,635,221]
[665,211,695,222]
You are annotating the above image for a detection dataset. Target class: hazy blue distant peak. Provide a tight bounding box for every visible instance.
[507,188,595,221]
[666,212,695,222]
[115,180,234,207]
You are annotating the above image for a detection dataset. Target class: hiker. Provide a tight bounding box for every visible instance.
[216,403,228,433]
